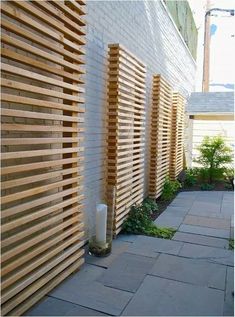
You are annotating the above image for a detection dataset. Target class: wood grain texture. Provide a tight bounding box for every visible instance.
[1,1,86,315]
[106,44,146,236]
[149,75,173,199]
[170,93,185,180]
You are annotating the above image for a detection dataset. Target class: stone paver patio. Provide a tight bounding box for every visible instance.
[26,191,234,316]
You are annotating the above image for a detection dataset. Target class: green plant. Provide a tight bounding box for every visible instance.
[144,224,176,239]
[184,169,197,187]
[122,204,152,234]
[161,177,181,201]
[223,165,234,189]
[229,239,234,250]
[194,136,233,183]
[122,201,175,239]
[200,183,215,191]
[143,197,158,214]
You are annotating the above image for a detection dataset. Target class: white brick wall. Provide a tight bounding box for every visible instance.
[84,0,196,235]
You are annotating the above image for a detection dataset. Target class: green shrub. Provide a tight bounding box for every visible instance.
[122,204,152,234]
[223,165,234,189]
[200,183,215,191]
[122,201,176,239]
[143,197,158,214]
[161,177,181,201]
[185,169,197,187]
[194,136,233,183]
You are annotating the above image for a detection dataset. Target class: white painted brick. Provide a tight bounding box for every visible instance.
[83,0,196,235]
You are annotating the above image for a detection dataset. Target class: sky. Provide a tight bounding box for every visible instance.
[188,0,235,92]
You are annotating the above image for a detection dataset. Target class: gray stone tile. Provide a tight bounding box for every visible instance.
[221,202,234,215]
[197,191,224,198]
[150,254,226,290]
[190,201,221,213]
[196,192,223,203]
[157,215,183,228]
[85,240,130,268]
[126,235,183,258]
[98,253,155,292]
[116,234,138,243]
[154,214,184,229]
[188,209,231,219]
[224,266,234,316]
[50,265,132,315]
[176,191,198,199]
[230,226,234,239]
[223,192,234,201]
[183,215,231,230]
[122,275,224,316]
[25,296,108,316]
[179,224,230,239]
[178,243,234,266]
[173,232,229,249]
[163,206,190,217]
[170,198,194,208]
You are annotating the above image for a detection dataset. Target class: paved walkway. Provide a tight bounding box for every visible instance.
[27,191,234,316]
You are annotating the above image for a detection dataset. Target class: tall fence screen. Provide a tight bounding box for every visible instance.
[1,1,86,315]
[107,44,146,235]
[170,92,185,180]
[149,75,173,199]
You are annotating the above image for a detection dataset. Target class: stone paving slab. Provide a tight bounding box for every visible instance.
[188,209,231,219]
[179,224,230,239]
[50,264,132,316]
[173,232,229,249]
[183,215,231,230]
[26,296,108,316]
[178,243,234,266]
[122,275,224,316]
[117,234,138,243]
[98,253,155,292]
[221,202,234,215]
[154,214,184,229]
[170,198,194,208]
[85,240,131,268]
[163,206,190,217]
[196,192,223,203]
[49,264,133,315]
[176,191,198,199]
[223,266,234,316]
[150,253,226,290]
[126,235,183,258]
[190,201,221,213]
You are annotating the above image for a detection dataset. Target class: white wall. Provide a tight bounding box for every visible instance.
[191,119,234,166]
[84,0,196,235]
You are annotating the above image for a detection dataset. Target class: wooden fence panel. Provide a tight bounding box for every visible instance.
[149,75,173,199]
[170,92,185,180]
[1,1,86,315]
[107,44,146,235]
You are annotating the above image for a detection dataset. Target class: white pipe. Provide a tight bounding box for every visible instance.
[95,204,107,245]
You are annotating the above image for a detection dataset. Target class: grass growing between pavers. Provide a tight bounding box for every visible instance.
[122,198,176,239]
[229,239,234,250]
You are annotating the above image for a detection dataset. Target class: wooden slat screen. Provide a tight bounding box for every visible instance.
[149,75,173,199]
[170,92,185,180]
[107,44,146,236]
[1,1,86,315]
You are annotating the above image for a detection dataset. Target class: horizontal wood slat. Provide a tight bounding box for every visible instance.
[107,44,146,236]
[1,1,86,315]
[149,75,173,199]
[170,93,185,180]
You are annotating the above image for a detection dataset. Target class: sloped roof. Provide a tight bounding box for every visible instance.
[186,92,234,114]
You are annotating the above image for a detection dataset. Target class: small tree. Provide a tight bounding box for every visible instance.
[194,136,233,183]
